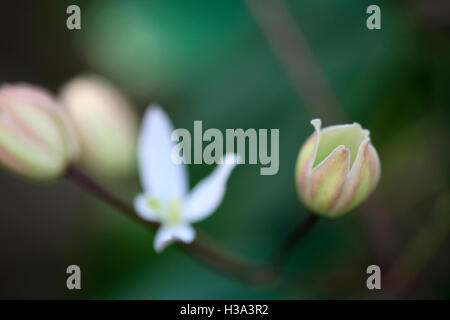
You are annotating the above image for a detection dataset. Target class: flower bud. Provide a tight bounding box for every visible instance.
[296,119,381,217]
[0,84,78,181]
[59,75,138,179]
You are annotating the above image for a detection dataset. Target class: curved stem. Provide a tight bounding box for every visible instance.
[245,0,343,122]
[267,212,318,271]
[66,165,266,285]
[66,165,318,286]
[66,165,159,230]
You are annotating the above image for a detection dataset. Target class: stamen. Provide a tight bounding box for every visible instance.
[167,199,181,225]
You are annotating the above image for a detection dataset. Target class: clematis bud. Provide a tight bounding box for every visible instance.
[0,84,78,181]
[59,75,138,179]
[295,119,381,217]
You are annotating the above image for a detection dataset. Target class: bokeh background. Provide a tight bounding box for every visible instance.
[0,0,449,299]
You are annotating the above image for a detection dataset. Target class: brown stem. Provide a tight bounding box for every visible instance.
[245,0,343,123]
[66,165,159,230]
[66,165,319,286]
[179,238,266,286]
[246,0,396,270]
[268,212,318,270]
[66,165,265,285]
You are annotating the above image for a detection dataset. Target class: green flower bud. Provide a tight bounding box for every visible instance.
[59,75,138,180]
[296,119,381,217]
[0,84,78,181]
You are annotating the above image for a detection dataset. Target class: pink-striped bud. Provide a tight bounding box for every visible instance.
[295,119,381,217]
[0,84,78,181]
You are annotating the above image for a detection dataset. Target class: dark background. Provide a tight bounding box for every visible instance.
[0,0,449,299]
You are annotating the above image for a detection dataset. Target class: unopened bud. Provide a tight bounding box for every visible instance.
[0,84,78,180]
[296,119,381,217]
[59,75,138,179]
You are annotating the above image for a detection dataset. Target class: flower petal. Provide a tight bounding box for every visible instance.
[134,193,159,222]
[153,224,196,252]
[314,122,368,168]
[0,114,66,180]
[296,119,321,200]
[154,227,175,252]
[170,224,196,243]
[331,138,381,215]
[306,145,350,216]
[138,106,188,198]
[182,153,240,223]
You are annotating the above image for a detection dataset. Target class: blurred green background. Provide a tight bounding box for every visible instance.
[0,0,449,299]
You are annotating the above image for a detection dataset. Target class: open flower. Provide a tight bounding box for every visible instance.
[296,119,381,217]
[134,106,240,252]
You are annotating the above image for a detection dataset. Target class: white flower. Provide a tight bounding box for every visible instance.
[134,106,240,252]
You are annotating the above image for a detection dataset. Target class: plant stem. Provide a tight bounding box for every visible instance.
[66,165,264,285]
[267,212,318,270]
[66,165,159,230]
[66,165,319,286]
[245,0,343,122]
